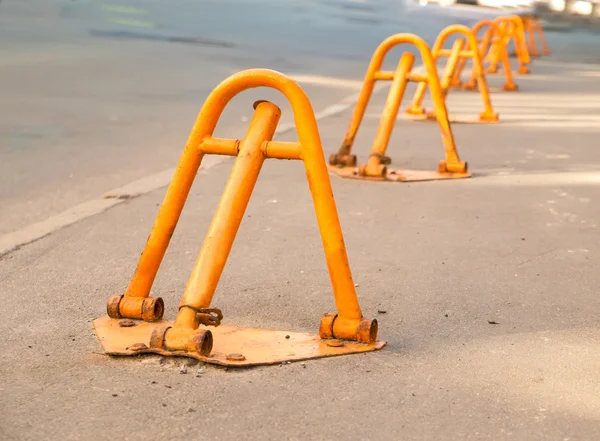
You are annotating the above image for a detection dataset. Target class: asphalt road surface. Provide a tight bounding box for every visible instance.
[0,0,512,237]
[3,2,600,440]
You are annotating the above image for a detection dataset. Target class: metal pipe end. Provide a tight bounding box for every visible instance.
[191,329,213,356]
[356,318,378,344]
[107,295,123,319]
[319,313,337,339]
[149,325,171,350]
[141,297,165,322]
[329,153,357,167]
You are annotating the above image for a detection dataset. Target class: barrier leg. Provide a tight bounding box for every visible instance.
[526,20,540,58]
[537,20,551,55]
[427,60,466,174]
[470,47,498,122]
[464,31,493,91]
[441,39,466,91]
[165,102,277,347]
[500,41,518,91]
[486,35,502,74]
[360,53,414,177]
[455,41,499,120]
[330,76,377,167]
[514,28,531,74]
[451,56,468,88]
[405,80,428,117]
[106,136,207,323]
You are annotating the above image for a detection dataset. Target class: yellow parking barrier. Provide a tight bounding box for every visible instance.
[406,24,499,124]
[94,69,385,367]
[489,15,531,75]
[328,34,470,182]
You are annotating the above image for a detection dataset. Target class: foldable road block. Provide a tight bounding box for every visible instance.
[328,33,470,183]
[94,69,385,367]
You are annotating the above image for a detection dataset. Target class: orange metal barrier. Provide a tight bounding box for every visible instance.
[488,15,531,75]
[406,24,499,124]
[94,69,385,367]
[328,34,470,183]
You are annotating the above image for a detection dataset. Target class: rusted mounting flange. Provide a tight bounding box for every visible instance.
[479,111,500,123]
[107,295,164,322]
[329,153,357,167]
[149,324,213,356]
[406,105,426,116]
[379,155,392,165]
[517,66,530,75]
[358,162,386,178]
[438,159,468,174]
[319,313,378,344]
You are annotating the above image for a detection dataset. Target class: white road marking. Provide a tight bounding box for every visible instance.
[285,74,364,90]
[380,88,600,130]
[469,170,600,187]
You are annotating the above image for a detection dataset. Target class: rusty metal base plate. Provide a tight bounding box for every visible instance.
[93,316,386,367]
[328,165,471,182]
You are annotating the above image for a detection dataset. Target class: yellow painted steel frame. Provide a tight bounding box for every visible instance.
[406,24,499,124]
[94,69,385,367]
[328,33,470,183]
[489,15,531,75]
